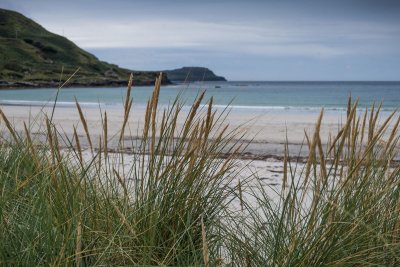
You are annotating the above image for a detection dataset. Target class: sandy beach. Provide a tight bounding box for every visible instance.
[0,103,396,188]
[0,103,367,157]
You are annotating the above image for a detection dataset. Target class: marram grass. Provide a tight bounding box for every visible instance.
[0,74,399,266]
[221,100,400,266]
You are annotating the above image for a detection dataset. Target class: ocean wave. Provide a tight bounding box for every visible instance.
[211,104,396,112]
[1,100,396,113]
[0,100,111,108]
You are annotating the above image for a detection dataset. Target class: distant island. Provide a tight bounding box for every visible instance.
[0,9,227,89]
[165,67,227,82]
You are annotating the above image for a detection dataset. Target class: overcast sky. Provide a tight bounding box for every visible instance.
[2,0,400,80]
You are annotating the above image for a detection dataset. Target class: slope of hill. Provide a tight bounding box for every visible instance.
[0,8,169,87]
[165,67,227,82]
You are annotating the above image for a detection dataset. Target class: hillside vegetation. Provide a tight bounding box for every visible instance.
[0,8,167,87]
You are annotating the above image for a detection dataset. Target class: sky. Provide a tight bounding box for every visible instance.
[1,0,400,81]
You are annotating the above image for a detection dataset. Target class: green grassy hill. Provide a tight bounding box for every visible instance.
[0,8,167,87]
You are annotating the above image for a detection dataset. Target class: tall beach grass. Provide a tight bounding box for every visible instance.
[0,74,399,266]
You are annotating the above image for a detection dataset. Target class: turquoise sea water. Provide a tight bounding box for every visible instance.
[0,81,399,112]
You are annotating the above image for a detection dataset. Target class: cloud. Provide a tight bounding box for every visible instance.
[37,17,399,59]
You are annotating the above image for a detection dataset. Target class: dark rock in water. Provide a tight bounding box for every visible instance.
[164,67,227,82]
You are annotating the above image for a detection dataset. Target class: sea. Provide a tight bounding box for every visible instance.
[0,81,399,114]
